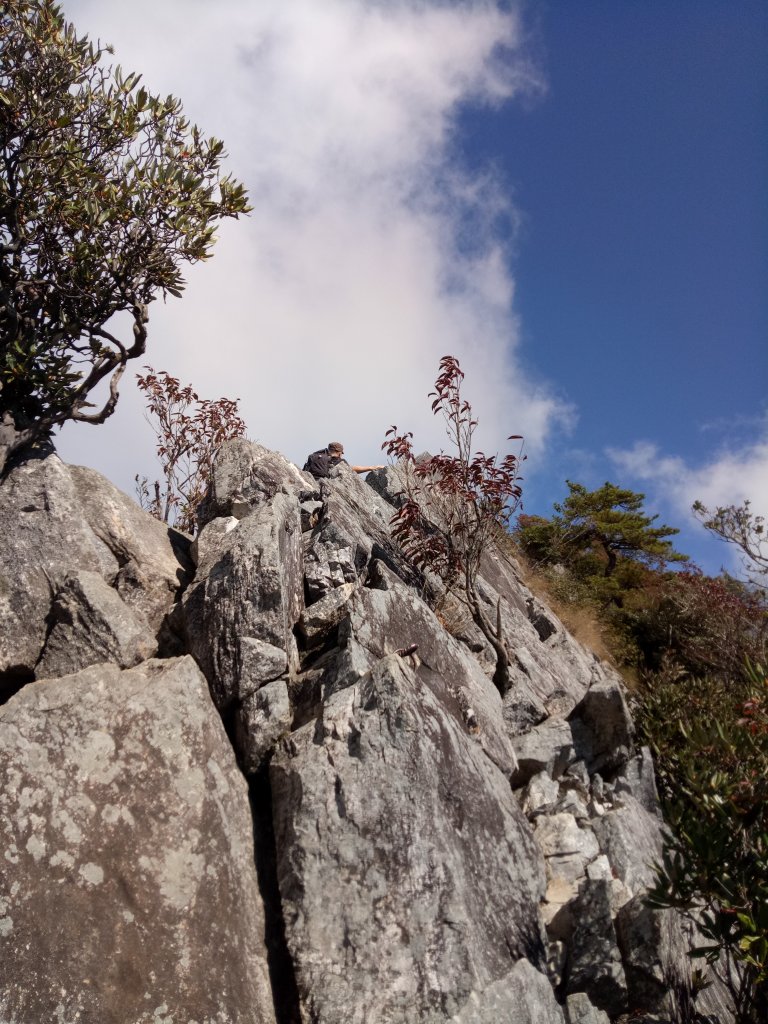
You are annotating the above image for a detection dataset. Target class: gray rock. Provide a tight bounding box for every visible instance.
[299,581,357,646]
[468,550,612,714]
[615,896,737,1023]
[237,678,293,774]
[568,679,635,774]
[348,463,627,735]
[564,992,611,1024]
[68,463,192,632]
[503,685,548,736]
[449,958,566,1024]
[182,492,304,708]
[305,466,423,595]
[512,719,576,785]
[336,561,518,778]
[614,746,663,817]
[543,875,581,937]
[586,855,613,882]
[364,464,408,509]
[0,656,274,1024]
[0,440,732,1023]
[0,454,190,684]
[534,813,601,883]
[271,655,547,1024]
[36,570,156,677]
[197,438,313,527]
[526,596,560,642]
[592,794,663,894]
[239,637,290,698]
[564,879,628,1017]
[616,896,682,1015]
[304,543,358,601]
[190,513,239,567]
[521,770,561,815]
[563,759,590,791]
[300,498,324,531]
[553,788,590,822]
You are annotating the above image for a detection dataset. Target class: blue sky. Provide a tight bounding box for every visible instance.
[454,1,768,570]
[57,0,767,577]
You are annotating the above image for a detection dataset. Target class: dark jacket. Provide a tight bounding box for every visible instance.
[303,448,346,478]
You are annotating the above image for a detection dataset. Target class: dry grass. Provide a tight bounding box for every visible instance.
[504,537,638,688]
[433,592,472,638]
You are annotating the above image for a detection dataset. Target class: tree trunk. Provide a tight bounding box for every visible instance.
[0,414,53,480]
[0,414,28,479]
[602,542,617,578]
[469,591,511,696]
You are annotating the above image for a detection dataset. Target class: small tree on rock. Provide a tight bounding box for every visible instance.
[0,0,250,475]
[135,366,246,535]
[382,355,524,694]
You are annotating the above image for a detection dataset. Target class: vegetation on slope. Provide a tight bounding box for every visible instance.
[514,485,768,1022]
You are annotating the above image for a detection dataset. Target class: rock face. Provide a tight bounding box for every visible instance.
[0,453,191,697]
[182,491,304,709]
[0,442,737,1023]
[0,656,275,1024]
[271,655,547,1024]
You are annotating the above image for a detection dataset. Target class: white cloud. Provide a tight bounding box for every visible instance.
[608,434,768,518]
[606,431,768,576]
[55,0,570,497]
[607,426,768,564]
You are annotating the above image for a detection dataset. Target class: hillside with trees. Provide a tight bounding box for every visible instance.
[515,486,768,1019]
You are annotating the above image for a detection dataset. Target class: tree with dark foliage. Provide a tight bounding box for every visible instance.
[0,0,249,474]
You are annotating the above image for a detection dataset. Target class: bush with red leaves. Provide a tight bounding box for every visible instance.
[382,355,524,693]
[631,568,767,682]
[135,366,246,534]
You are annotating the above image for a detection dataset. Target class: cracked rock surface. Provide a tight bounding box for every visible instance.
[0,656,275,1024]
[0,442,738,1023]
[0,454,190,694]
[271,654,547,1024]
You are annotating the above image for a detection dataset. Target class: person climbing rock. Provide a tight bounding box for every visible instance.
[303,441,384,479]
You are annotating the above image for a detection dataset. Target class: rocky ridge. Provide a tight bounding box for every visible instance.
[0,440,734,1023]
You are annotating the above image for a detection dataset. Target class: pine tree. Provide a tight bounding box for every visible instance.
[554,481,688,577]
[516,481,687,580]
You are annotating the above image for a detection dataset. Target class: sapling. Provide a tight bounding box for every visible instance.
[382,355,524,694]
[135,366,246,534]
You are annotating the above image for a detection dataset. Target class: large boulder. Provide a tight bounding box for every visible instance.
[35,570,156,678]
[197,438,314,526]
[568,679,635,774]
[0,454,190,692]
[182,492,304,709]
[271,654,548,1024]
[0,656,275,1024]
[591,792,663,894]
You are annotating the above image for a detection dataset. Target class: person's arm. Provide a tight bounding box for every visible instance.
[350,464,386,474]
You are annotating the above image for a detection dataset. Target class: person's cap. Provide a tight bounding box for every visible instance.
[328,441,344,454]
